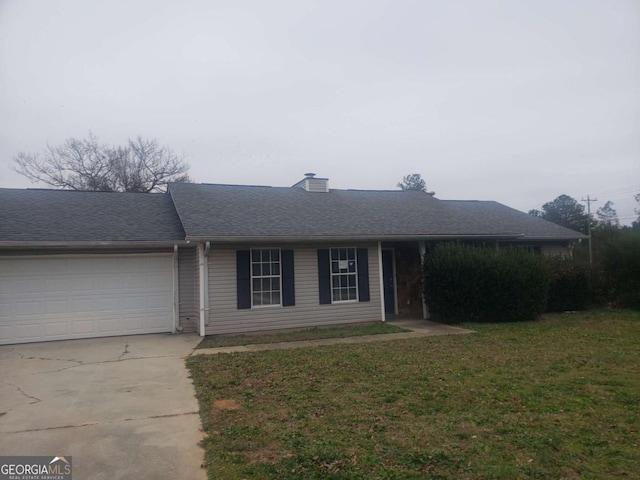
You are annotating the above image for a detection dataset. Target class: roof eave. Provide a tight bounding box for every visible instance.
[183,233,528,243]
[507,235,586,242]
[0,240,189,249]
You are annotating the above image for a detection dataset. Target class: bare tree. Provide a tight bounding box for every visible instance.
[595,200,620,229]
[13,134,190,193]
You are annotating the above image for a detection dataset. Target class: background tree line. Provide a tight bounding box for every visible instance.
[528,193,640,308]
[528,194,640,234]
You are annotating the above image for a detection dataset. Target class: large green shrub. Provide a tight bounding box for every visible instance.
[602,232,640,309]
[544,256,591,311]
[423,244,549,322]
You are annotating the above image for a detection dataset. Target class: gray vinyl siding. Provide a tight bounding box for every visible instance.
[206,243,382,335]
[177,246,199,333]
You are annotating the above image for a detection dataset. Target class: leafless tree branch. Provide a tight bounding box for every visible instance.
[12,134,191,192]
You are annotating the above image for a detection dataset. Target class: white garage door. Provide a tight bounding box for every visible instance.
[0,254,174,345]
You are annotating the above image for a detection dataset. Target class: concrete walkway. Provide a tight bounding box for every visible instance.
[192,320,473,355]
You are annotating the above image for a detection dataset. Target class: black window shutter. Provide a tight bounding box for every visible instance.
[317,249,332,304]
[236,250,251,309]
[357,248,370,302]
[281,250,295,307]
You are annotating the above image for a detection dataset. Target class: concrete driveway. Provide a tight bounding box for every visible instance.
[0,334,206,480]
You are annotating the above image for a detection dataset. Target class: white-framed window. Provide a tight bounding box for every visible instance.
[330,247,358,302]
[251,248,281,307]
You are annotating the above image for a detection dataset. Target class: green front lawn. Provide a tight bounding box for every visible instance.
[187,310,640,479]
[196,322,409,349]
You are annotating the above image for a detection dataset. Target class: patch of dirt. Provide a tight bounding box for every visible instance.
[242,445,294,465]
[211,399,243,410]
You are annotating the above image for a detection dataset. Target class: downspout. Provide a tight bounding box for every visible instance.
[173,245,182,333]
[377,241,386,323]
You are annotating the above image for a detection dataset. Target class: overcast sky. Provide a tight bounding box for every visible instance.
[1,0,638,223]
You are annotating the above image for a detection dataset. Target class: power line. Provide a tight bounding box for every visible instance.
[586,185,640,198]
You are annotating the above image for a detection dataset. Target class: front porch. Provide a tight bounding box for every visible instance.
[379,239,574,322]
[380,241,426,321]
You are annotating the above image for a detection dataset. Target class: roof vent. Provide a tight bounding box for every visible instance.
[292,173,329,192]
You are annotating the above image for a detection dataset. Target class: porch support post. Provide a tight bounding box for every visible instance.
[198,242,210,337]
[198,243,206,337]
[172,244,179,333]
[419,240,429,320]
[377,241,386,323]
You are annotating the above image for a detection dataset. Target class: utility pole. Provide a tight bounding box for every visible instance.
[581,195,597,266]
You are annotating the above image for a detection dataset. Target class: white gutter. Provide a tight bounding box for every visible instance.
[377,241,386,323]
[0,241,189,248]
[183,234,528,243]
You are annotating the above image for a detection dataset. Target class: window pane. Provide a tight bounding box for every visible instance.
[251,250,259,262]
[272,292,280,305]
[261,278,270,291]
[340,276,348,287]
[339,249,346,260]
[271,249,279,261]
[262,292,271,305]
[348,288,357,300]
[331,262,339,273]
[253,264,261,276]
[272,263,280,275]
[348,275,356,287]
[253,278,261,291]
[331,249,338,260]
[253,293,262,306]
[271,278,280,291]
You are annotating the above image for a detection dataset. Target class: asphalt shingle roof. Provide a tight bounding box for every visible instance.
[168,183,585,241]
[0,188,185,243]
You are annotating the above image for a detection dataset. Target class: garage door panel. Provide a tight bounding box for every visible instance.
[70,298,94,313]
[122,297,145,309]
[147,293,170,308]
[0,255,174,344]
[146,314,170,330]
[44,299,69,314]
[43,321,68,337]
[12,323,41,342]
[98,317,122,333]
[71,319,95,335]
[13,300,44,316]
[123,317,147,333]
